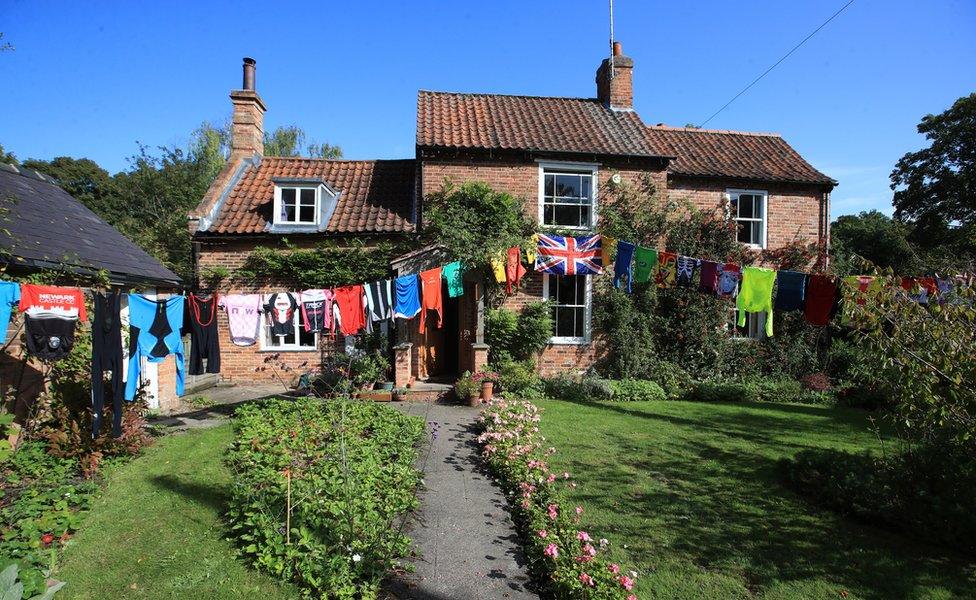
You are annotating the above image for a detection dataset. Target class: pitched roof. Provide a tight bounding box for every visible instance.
[204,157,416,235]
[0,163,182,286]
[644,125,836,187]
[416,90,666,158]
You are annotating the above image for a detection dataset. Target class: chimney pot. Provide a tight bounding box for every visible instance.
[242,57,256,91]
[596,42,634,110]
[612,41,622,57]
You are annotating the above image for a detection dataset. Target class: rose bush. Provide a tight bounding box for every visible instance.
[477,399,638,599]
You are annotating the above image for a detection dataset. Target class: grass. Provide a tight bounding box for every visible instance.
[536,397,976,599]
[55,425,299,599]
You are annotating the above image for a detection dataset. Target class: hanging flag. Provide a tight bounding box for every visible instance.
[601,236,617,267]
[534,234,603,276]
[524,234,539,264]
[633,246,658,283]
[490,254,507,284]
[505,247,527,294]
[656,251,678,288]
[614,241,636,293]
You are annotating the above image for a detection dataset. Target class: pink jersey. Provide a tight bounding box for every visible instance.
[218,294,262,346]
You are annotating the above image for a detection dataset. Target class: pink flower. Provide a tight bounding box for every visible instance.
[579,573,595,587]
[547,504,559,520]
[609,563,621,574]
[577,531,591,542]
[563,471,570,479]
[537,530,548,538]
[628,596,638,600]
[546,474,556,484]
[543,543,559,558]
[575,506,584,516]
[619,575,635,591]
[583,543,596,557]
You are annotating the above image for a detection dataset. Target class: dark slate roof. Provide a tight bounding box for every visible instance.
[0,163,182,286]
[645,125,836,186]
[203,157,416,235]
[417,90,667,158]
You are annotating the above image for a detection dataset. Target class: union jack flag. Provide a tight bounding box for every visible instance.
[534,234,603,276]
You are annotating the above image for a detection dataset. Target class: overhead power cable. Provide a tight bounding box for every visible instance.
[699,0,856,127]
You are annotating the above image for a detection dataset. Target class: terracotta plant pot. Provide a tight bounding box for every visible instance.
[480,381,494,402]
[467,392,480,408]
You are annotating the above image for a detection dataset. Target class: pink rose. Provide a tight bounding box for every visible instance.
[537,530,548,538]
[609,563,621,574]
[547,504,559,520]
[577,531,591,542]
[544,543,559,558]
[619,575,635,591]
[579,573,595,587]
[628,596,638,600]
[575,506,584,515]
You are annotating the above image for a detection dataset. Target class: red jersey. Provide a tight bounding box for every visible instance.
[19,284,87,320]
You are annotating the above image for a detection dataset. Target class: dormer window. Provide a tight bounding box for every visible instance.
[276,186,319,225]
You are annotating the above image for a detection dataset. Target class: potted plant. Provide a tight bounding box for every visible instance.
[392,387,408,402]
[472,370,498,402]
[454,371,479,407]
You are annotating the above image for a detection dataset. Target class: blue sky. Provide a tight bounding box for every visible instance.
[0,0,973,219]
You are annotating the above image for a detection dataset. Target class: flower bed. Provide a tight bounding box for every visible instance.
[227,397,425,598]
[477,398,638,599]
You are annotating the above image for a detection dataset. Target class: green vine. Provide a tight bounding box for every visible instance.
[233,238,403,289]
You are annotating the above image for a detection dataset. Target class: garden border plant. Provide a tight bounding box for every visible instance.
[476,398,638,599]
[226,396,425,598]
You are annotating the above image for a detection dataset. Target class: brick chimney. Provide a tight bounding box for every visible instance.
[596,41,633,110]
[229,57,266,160]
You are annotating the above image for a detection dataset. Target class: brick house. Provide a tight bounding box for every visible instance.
[189,45,835,387]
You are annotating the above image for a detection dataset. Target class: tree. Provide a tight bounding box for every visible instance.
[20,156,117,218]
[263,125,342,159]
[891,93,976,260]
[830,210,921,275]
[0,144,17,166]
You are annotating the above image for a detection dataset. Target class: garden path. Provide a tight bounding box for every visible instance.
[386,402,538,600]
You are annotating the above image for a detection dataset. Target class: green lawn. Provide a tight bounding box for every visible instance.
[55,425,299,599]
[536,398,976,599]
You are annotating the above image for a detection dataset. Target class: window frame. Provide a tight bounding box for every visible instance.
[273,185,321,226]
[727,189,768,249]
[259,302,319,352]
[537,161,599,230]
[541,273,593,345]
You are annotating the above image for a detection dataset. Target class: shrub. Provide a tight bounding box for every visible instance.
[486,303,554,364]
[495,360,543,398]
[0,441,100,597]
[781,447,976,555]
[644,360,691,399]
[476,399,638,598]
[226,397,425,598]
[800,372,832,392]
[609,379,666,403]
[454,371,478,400]
[684,377,832,405]
[542,374,615,403]
[836,384,890,411]
[485,307,518,364]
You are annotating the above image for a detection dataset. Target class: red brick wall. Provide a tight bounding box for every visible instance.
[667,176,826,249]
[421,155,665,375]
[194,237,395,383]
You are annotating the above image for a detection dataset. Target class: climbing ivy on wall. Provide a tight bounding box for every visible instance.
[233,238,402,289]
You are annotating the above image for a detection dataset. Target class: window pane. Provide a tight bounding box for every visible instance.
[737,195,754,218]
[555,174,582,198]
[300,188,316,205]
[581,176,591,200]
[556,307,575,337]
[281,188,296,221]
[553,205,579,227]
[579,206,591,228]
[574,307,585,338]
[556,276,576,303]
[754,196,764,221]
[543,204,554,225]
[737,222,751,244]
[299,204,316,223]
[544,174,555,198]
[547,274,559,298]
[298,326,316,347]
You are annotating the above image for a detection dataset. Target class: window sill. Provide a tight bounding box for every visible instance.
[258,347,318,353]
[548,337,591,346]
